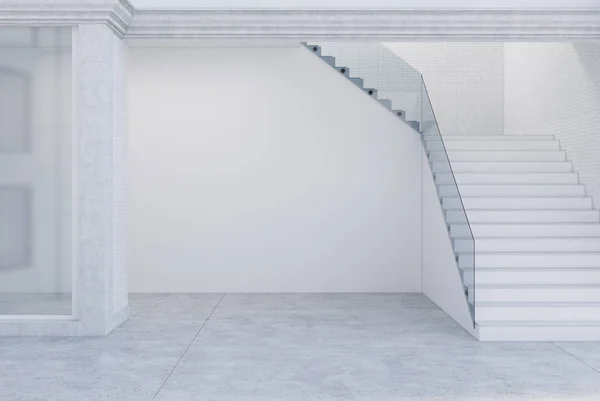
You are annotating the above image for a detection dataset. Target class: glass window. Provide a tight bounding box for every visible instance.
[0,27,73,315]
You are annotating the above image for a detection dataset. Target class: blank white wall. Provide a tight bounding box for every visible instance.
[385,43,505,136]
[505,43,600,207]
[128,46,423,293]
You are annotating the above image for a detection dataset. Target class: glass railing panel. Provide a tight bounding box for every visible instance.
[317,42,422,124]
[421,78,476,323]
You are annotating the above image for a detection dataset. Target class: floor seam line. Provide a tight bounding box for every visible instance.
[150,293,226,401]
[551,341,600,376]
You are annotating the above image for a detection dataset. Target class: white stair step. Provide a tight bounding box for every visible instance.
[461,268,600,285]
[435,173,578,185]
[426,140,560,151]
[448,210,599,224]
[439,184,585,197]
[476,320,600,341]
[456,238,600,253]
[430,150,565,162]
[464,253,600,268]
[476,302,600,322]
[424,135,556,142]
[443,197,592,210]
[432,161,572,173]
[470,285,600,303]
[452,223,600,238]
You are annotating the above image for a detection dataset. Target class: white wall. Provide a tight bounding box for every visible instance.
[385,43,505,136]
[131,0,600,9]
[128,45,423,293]
[505,43,600,207]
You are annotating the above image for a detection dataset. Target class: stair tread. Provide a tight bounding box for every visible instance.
[460,209,597,212]
[461,267,600,271]
[468,250,600,256]
[477,320,600,327]
[446,196,592,198]
[434,160,569,162]
[469,284,600,288]
[477,301,600,307]
[444,184,583,186]
[464,236,600,240]
[425,136,556,140]
[457,222,600,225]
[438,149,565,153]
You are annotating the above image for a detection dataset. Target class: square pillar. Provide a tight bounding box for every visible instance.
[73,24,129,335]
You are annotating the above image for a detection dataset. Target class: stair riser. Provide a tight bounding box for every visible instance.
[443,197,592,210]
[429,151,565,162]
[456,238,600,253]
[378,99,392,109]
[424,135,556,142]
[435,173,578,185]
[426,141,560,151]
[477,325,600,341]
[471,288,600,303]
[431,151,567,163]
[337,67,350,78]
[304,44,321,56]
[349,78,364,88]
[432,162,572,173]
[319,56,336,67]
[463,254,600,268]
[476,307,600,321]
[462,270,600,285]
[439,185,585,197]
[447,210,599,224]
[452,224,600,238]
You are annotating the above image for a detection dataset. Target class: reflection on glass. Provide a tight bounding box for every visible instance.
[0,27,72,315]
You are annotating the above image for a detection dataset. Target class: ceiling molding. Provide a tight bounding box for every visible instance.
[0,0,135,38]
[126,9,600,41]
[2,3,600,41]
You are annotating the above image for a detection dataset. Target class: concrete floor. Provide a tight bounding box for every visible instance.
[1,294,600,401]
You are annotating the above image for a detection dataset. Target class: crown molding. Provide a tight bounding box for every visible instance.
[0,0,135,37]
[2,3,600,41]
[126,8,600,41]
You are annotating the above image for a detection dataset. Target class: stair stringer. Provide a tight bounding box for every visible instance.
[421,148,476,337]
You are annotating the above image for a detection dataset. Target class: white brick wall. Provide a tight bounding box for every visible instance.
[317,43,423,122]
[385,43,505,136]
[505,43,600,208]
[317,43,504,136]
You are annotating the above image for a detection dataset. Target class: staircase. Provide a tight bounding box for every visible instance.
[302,43,421,131]
[427,134,600,341]
[304,42,600,341]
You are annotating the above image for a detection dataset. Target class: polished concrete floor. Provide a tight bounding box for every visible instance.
[1,294,600,401]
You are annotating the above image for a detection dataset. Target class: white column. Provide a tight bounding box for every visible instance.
[73,24,129,335]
